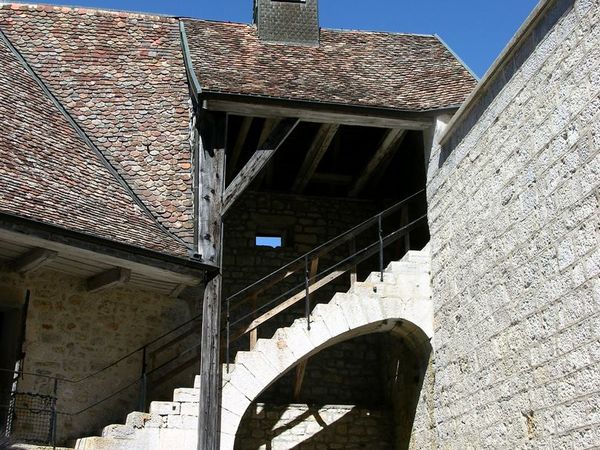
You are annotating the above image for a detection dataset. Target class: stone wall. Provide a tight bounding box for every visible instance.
[258,334,384,406]
[426,0,599,447]
[235,403,393,450]
[223,190,380,343]
[0,268,194,443]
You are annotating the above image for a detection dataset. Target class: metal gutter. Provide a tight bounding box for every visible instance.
[438,0,559,146]
[0,26,192,250]
[178,20,202,99]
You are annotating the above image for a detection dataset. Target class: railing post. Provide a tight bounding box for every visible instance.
[139,347,147,412]
[50,378,57,450]
[378,214,384,281]
[304,255,311,331]
[226,298,230,373]
[349,238,357,287]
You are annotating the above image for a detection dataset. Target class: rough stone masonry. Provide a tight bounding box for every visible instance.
[423,0,599,448]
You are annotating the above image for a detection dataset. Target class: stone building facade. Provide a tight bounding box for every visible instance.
[423,0,599,447]
[0,0,597,448]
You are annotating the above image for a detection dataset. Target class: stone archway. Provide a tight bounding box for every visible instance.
[220,258,432,449]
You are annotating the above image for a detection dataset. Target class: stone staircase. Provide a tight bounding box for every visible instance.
[69,245,432,450]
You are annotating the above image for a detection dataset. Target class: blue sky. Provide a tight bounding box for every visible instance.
[35,0,539,77]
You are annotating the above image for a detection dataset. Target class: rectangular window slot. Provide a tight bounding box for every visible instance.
[255,235,283,248]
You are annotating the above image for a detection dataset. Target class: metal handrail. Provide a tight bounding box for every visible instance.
[223,190,428,367]
[225,188,426,305]
[1,189,428,447]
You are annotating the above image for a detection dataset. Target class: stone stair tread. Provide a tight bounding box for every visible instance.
[101,423,135,439]
[67,246,431,450]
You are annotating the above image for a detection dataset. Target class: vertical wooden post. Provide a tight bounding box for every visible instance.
[197,111,226,450]
[249,293,258,350]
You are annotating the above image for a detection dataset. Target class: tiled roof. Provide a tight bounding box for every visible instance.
[0,36,190,257]
[0,4,195,244]
[182,19,477,111]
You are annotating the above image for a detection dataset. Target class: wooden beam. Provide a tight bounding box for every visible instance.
[222,118,299,215]
[0,225,205,285]
[294,360,308,401]
[204,99,432,130]
[258,118,281,147]
[253,118,282,189]
[197,113,227,450]
[349,129,407,197]
[169,283,187,299]
[370,136,410,190]
[311,172,353,186]
[227,116,253,183]
[236,268,346,340]
[10,247,57,273]
[86,267,131,293]
[292,124,339,193]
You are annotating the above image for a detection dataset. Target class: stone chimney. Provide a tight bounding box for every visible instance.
[254,0,319,45]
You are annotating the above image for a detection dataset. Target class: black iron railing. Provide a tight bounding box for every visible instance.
[1,189,428,447]
[223,189,428,366]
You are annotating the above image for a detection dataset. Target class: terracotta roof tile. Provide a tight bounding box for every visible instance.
[0,36,190,257]
[183,20,477,111]
[0,4,195,243]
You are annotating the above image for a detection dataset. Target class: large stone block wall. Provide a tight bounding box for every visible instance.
[258,334,384,406]
[235,403,393,450]
[426,0,599,447]
[223,191,380,342]
[0,268,194,443]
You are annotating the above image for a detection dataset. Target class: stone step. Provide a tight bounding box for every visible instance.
[388,260,425,274]
[149,400,180,416]
[126,411,161,429]
[406,250,430,264]
[75,437,136,450]
[15,446,74,450]
[173,388,199,403]
[101,424,135,439]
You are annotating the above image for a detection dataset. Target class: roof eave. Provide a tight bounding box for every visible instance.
[0,212,215,278]
[199,91,464,130]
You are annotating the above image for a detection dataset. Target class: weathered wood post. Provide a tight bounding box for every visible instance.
[196,110,226,450]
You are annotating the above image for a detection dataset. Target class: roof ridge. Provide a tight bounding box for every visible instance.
[182,18,438,38]
[0,25,193,253]
[0,2,177,21]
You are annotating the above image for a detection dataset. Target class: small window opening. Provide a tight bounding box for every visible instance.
[255,235,283,248]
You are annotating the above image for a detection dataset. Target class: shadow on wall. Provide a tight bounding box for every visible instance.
[235,327,432,450]
[236,403,394,450]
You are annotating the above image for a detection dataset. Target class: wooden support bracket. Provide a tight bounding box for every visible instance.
[10,247,58,273]
[86,267,131,293]
[222,118,299,215]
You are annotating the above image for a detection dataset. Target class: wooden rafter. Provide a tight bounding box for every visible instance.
[294,360,308,401]
[205,99,432,130]
[349,128,407,197]
[10,247,58,273]
[311,172,353,186]
[86,267,131,293]
[222,118,300,215]
[292,124,339,193]
[227,116,253,183]
[253,118,282,189]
